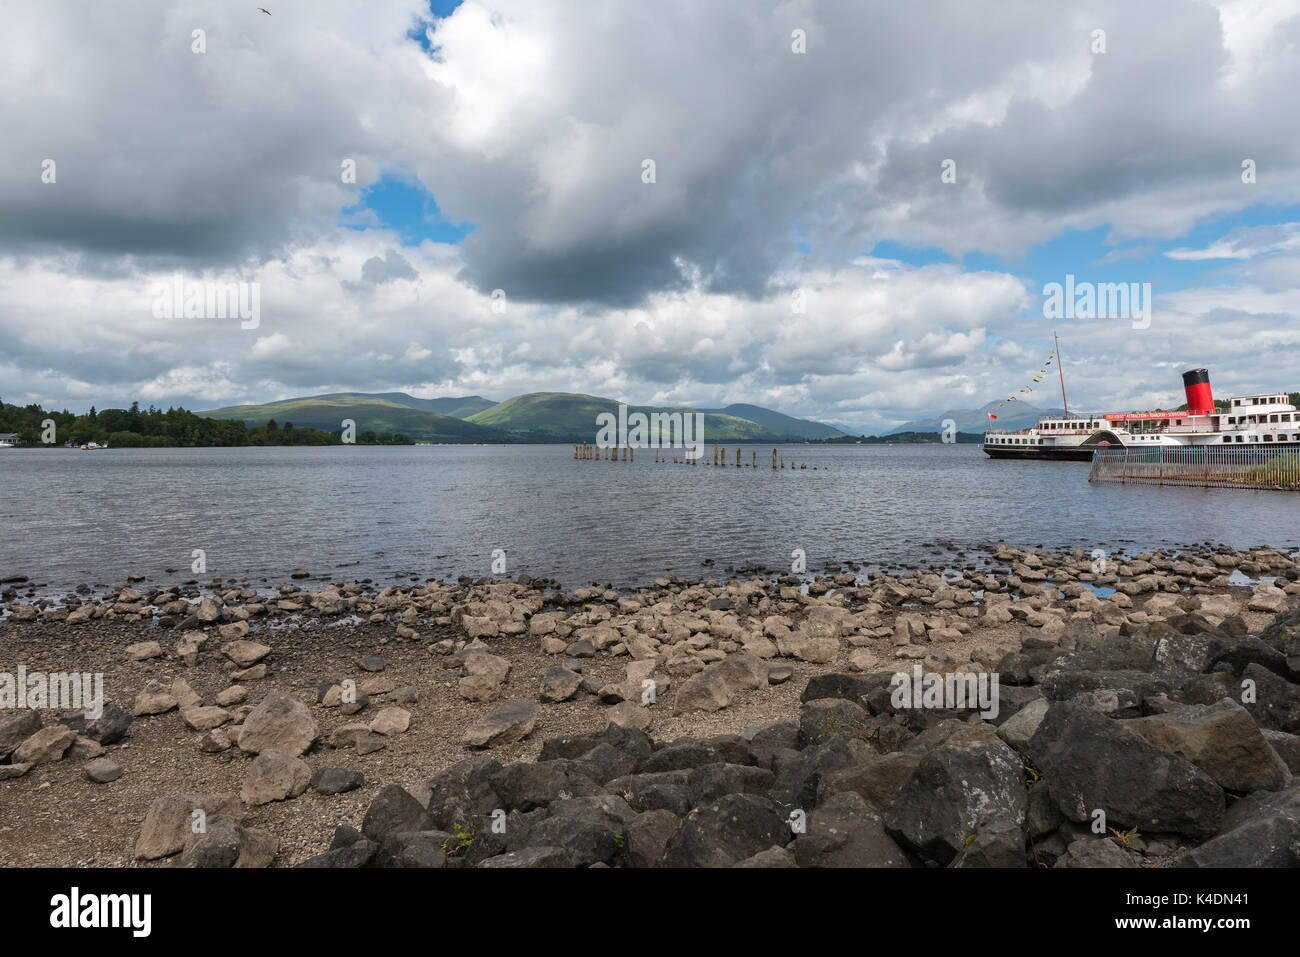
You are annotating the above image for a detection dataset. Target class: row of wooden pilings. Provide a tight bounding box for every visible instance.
[574,444,815,468]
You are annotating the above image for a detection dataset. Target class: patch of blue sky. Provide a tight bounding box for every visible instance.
[409,0,464,53]
[340,172,473,246]
[872,202,1300,322]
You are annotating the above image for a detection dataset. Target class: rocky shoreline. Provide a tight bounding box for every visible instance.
[2,543,1299,867]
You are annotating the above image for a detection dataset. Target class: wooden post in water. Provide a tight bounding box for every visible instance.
[713,443,719,466]
[630,446,634,462]
[772,448,777,469]
[735,448,741,467]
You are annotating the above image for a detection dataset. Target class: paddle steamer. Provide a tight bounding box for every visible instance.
[983,367,1300,460]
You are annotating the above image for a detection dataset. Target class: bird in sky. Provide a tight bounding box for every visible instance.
[258,7,271,14]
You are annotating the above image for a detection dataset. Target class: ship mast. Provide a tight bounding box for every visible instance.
[1054,330,1069,417]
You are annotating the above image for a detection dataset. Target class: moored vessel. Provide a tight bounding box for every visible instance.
[983,366,1299,460]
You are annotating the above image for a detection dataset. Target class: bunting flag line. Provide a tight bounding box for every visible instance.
[994,350,1057,409]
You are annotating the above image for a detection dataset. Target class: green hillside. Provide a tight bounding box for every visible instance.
[467,393,783,442]
[198,390,851,444]
[700,403,848,440]
[362,393,497,418]
[198,395,506,443]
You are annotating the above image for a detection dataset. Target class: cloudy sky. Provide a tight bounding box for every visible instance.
[3,0,1299,433]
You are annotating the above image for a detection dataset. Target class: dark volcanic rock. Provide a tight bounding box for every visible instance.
[311,767,365,795]
[800,673,883,705]
[1124,698,1288,793]
[382,831,450,868]
[638,734,754,773]
[604,770,693,816]
[478,846,580,868]
[424,756,502,830]
[1240,663,1300,733]
[794,792,910,868]
[660,793,790,868]
[883,723,1026,866]
[173,814,278,868]
[624,809,680,868]
[1053,837,1138,868]
[769,738,862,810]
[685,763,775,803]
[798,698,871,747]
[84,703,133,745]
[361,785,434,844]
[296,840,378,868]
[527,806,626,866]
[488,762,601,812]
[1027,703,1225,840]
[1039,670,1172,709]
[820,749,921,813]
[1263,730,1300,774]
[1177,779,1300,867]
[951,816,1028,868]
[1209,638,1296,682]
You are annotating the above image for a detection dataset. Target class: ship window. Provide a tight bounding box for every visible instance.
[1222,436,1231,443]
[1264,434,1273,442]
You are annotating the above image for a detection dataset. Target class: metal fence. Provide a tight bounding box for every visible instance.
[1089,445,1300,490]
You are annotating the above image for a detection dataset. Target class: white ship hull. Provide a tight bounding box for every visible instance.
[983,369,1300,461]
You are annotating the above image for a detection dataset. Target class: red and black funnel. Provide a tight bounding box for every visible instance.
[1182,368,1214,415]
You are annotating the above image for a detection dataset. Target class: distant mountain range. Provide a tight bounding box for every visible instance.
[197,393,502,442]
[198,391,852,443]
[886,401,1064,435]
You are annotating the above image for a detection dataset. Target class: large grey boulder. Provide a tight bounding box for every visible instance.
[1027,703,1224,840]
[237,691,317,756]
[883,723,1026,866]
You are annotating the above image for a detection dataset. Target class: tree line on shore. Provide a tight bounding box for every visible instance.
[0,400,413,447]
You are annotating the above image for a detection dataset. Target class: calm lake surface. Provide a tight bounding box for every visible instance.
[2,444,1298,594]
